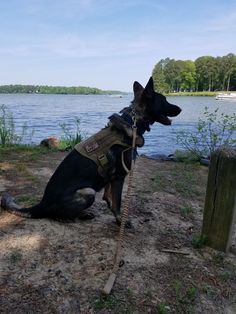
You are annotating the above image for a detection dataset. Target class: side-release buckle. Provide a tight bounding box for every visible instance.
[98,154,109,167]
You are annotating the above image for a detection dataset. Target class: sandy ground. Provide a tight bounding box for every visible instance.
[0,150,236,313]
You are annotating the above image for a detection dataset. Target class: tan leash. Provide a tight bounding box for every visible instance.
[102,118,137,295]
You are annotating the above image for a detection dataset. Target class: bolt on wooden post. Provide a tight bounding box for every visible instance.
[202,149,236,253]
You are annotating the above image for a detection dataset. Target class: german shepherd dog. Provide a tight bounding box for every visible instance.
[1,77,181,225]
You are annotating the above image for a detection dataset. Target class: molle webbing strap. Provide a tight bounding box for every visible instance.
[74,127,130,177]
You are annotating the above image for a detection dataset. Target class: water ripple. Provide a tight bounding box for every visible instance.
[0,94,235,156]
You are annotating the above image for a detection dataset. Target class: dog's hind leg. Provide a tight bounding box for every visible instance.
[61,187,96,220]
[75,187,96,219]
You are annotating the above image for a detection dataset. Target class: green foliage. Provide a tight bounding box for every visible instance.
[174,281,198,313]
[180,206,193,217]
[157,303,168,314]
[92,295,120,311]
[152,53,236,93]
[173,150,200,163]
[0,84,124,95]
[167,91,216,96]
[195,56,218,91]
[217,53,236,91]
[221,271,233,282]
[8,250,23,264]
[152,162,206,199]
[192,234,207,249]
[0,104,16,146]
[177,107,236,159]
[180,60,196,91]
[152,59,169,93]
[0,104,33,147]
[59,117,83,149]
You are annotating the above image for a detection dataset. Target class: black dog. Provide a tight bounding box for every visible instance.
[1,77,181,224]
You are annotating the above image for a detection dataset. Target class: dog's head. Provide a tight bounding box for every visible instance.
[133,77,181,125]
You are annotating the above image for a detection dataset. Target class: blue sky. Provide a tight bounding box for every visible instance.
[0,0,236,91]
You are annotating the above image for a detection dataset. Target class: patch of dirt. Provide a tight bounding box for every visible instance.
[0,150,236,313]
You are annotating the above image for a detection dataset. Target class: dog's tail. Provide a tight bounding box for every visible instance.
[1,192,44,218]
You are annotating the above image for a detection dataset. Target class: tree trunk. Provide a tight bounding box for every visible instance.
[227,74,231,91]
[195,79,199,92]
[208,76,212,91]
[222,76,226,91]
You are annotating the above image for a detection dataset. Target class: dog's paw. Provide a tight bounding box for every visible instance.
[102,196,111,209]
[78,212,95,220]
[115,217,133,229]
[125,220,133,229]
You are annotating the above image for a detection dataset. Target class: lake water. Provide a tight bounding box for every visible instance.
[0,94,236,156]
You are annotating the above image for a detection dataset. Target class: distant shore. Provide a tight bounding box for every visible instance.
[166,91,235,96]
[0,85,235,97]
[166,91,216,96]
[0,84,125,95]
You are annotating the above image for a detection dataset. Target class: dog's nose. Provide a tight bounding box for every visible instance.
[177,106,182,114]
[173,105,181,116]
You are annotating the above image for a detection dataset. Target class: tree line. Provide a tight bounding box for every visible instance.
[152,53,236,93]
[1,53,235,95]
[0,84,122,95]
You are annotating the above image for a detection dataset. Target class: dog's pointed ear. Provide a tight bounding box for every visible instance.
[143,77,154,98]
[133,81,144,93]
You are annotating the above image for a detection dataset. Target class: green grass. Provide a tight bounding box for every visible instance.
[0,144,50,154]
[166,91,217,96]
[92,289,165,313]
[220,271,233,282]
[180,206,193,217]
[174,150,201,162]
[8,250,23,264]
[191,234,207,249]
[92,295,131,313]
[166,91,236,96]
[200,284,217,299]
[157,303,168,314]
[152,163,207,199]
[174,281,198,313]
[92,295,120,311]
[0,144,62,159]
[16,195,39,206]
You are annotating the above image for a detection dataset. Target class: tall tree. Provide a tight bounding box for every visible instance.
[152,53,236,93]
[195,56,218,91]
[163,59,184,92]
[152,59,169,93]
[180,60,196,91]
[221,53,236,91]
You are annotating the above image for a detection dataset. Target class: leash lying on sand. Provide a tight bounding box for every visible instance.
[102,121,137,295]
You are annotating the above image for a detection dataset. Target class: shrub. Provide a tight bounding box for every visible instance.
[177,107,236,159]
[59,117,83,149]
[0,104,17,146]
[192,234,207,249]
[0,104,33,147]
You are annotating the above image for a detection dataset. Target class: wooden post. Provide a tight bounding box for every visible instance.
[202,149,236,253]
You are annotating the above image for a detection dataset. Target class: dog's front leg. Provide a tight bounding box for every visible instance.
[110,177,132,228]
[102,183,112,209]
[110,177,125,225]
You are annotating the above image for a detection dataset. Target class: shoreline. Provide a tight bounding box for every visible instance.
[1,91,235,97]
